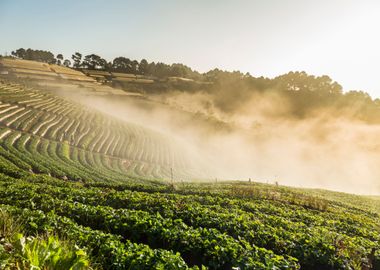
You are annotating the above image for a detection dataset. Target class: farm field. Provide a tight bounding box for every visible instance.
[0,58,139,97]
[0,80,202,181]
[4,0,380,268]
[0,79,379,269]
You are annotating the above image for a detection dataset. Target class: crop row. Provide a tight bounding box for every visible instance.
[0,203,195,270]
[0,81,195,179]
[0,179,298,269]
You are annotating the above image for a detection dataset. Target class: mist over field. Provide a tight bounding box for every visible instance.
[2,51,379,194]
[53,85,380,195]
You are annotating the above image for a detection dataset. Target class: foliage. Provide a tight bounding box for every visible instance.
[0,208,92,270]
[0,80,380,269]
[11,234,90,270]
[11,48,56,64]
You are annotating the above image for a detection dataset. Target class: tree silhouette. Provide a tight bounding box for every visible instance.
[11,48,56,63]
[112,57,133,73]
[11,48,26,59]
[82,54,107,70]
[63,59,71,67]
[139,59,148,75]
[56,54,64,65]
[71,52,82,68]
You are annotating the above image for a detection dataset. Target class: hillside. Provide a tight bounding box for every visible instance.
[0,59,379,269]
[0,79,206,181]
[4,0,380,268]
[0,79,378,268]
[0,57,143,97]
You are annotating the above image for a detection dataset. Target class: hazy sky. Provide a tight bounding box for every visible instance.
[1,0,380,97]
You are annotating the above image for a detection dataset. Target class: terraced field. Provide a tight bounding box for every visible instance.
[0,79,380,269]
[0,58,94,82]
[0,80,202,182]
[0,58,139,97]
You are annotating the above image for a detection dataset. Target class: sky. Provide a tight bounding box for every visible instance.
[1,0,380,97]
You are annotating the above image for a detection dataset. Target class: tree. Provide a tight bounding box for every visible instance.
[63,59,71,67]
[11,48,26,59]
[71,52,82,68]
[112,57,132,73]
[275,71,342,94]
[26,49,56,63]
[82,54,107,70]
[344,90,372,104]
[131,60,139,74]
[11,48,56,63]
[154,62,171,78]
[56,54,64,65]
[139,59,148,75]
[146,62,156,76]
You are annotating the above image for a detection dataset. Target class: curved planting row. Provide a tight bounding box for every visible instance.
[0,81,201,179]
[0,176,298,269]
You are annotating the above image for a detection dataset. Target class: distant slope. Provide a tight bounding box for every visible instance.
[0,57,95,81]
[0,57,144,97]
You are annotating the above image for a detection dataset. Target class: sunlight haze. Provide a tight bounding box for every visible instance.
[1,0,380,96]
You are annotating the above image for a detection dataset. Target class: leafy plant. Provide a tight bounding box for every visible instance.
[6,233,91,270]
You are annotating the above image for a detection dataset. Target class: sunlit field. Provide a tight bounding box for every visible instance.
[2,1,380,269]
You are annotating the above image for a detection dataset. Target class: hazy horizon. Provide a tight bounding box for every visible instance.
[2,0,380,97]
